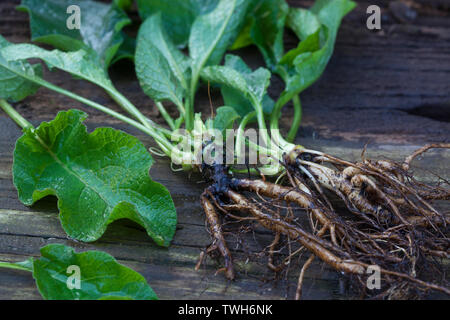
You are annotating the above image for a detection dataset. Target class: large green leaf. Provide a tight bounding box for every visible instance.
[18,0,131,68]
[281,0,356,98]
[231,0,354,103]
[201,67,247,97]
[20,244,158,300]
[189,0,251,78]
[223,55,271,103]
[135,14,190,108]
[0,40,160,136]
[201,55,273,117]
[137,0,219,47]
[13,109,177,246]
[0,36,42,102]
[0,44,113,91]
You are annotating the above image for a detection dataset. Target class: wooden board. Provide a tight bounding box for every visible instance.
[0,0,449,299]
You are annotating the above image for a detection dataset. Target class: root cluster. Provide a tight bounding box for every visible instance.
[196,144,450,299]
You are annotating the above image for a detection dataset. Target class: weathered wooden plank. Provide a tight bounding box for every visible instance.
[0,206,340,280]
[0,251,341,300]
[0,115,449,299]
[0,0,449,300]
[0,136,448,299]
[0,232,342,300]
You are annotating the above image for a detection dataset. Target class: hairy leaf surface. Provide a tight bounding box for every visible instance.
[136,14,189,108]
[201,55,273,117]
[0,44,113,91]
[211,106,240,133]
[189,0,250,78]
[13,110,177,246]
[0,36,42,102]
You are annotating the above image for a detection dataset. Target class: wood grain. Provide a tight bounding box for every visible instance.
[0,0,448,299]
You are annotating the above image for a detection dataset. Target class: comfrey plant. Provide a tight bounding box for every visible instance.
[0,0,448,299]
[0,244,158,300]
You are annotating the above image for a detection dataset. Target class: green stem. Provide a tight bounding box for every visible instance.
[273,66,302,146]
[55,87,169,147]
[175,115,185,129]
[2,68,177,155]
[186,76,198,132]
[104,87,175,135]
[234,95,284,172]
[104,87,151,128]
[235,111,256,157]
[270,92,295,150]
[174,99,186,116]
[233,105,284,176]
[156,126,174,138]
[249,95,271,147]
[0,261,32,272]
[286,95,302,143]
[0,99,33,129]
[155,102,175,130]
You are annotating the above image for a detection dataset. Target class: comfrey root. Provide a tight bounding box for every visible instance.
[199,193,235,280]
[196,143,449,299]
[279,144,450,297]
[286,143,450,229]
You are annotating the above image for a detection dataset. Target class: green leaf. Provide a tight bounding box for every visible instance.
[135,14,189,108]
[17,0,131,68]
[13,109,177,246]
[314,0,356,31]
[279,29,321,67]
[31,244,158,300]
[250,0,289,69]
[0,36,42,102]
[0,44,113,91]
[0,41,153,131]
[286,8,321,41]
[111,33,136,65]
[137,0,219,47]
[280,0,356,98]
[114,0,133,11]
[201,55,273,117]
[230,0,289,69]
[225,55,271,103]
[212,106,240,133]
[201,66,247,97]
[189,0,251,77]
[229,18,253,50]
